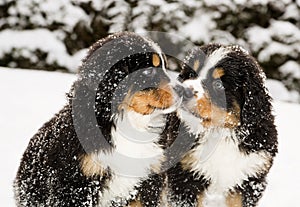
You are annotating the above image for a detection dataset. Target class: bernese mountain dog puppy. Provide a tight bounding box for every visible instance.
[14,32,182,207]
[166,44,278,207]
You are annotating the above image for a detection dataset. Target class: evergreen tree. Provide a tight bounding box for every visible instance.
[0,0,299,101]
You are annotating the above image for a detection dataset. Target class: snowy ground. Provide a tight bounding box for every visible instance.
[0,67,299,206]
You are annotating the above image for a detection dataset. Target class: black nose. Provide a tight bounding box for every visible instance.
[183,87,194,100]
[174,85,194,101]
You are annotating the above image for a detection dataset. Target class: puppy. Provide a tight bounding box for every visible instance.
[167,44,278,207]
[14,32,181,207]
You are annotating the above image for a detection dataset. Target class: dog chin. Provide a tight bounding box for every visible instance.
[177,105,206,135]
[117,93,182,136]
[162,94,183,114]
[180,98,201,119]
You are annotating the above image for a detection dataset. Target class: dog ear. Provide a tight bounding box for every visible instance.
[238,58,277,155]
[179,47,207,82]
[71,32,164,153]
[178,62,198,82]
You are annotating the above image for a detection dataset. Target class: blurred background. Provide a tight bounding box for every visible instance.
[1,1,300,206]
[0,0,299,102]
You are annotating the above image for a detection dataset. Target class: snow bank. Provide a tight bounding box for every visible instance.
[0,68,299,206]
[259,101,300,207]
[246,20,300,62]
[279,61,300,79]
[179,12,215,43]
[7,0,88,30]
[266,79,300,102]
[0,29,87,71]
[0,68,75,206]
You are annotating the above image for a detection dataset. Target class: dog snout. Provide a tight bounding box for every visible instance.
[174,85,194,101]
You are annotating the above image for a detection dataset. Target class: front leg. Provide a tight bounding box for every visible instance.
[167,163,210,207]
[197,175,266,207]
[138,174,164,207]
[237,175,267,207]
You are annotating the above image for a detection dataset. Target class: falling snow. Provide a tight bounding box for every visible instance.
[0,68,299,206]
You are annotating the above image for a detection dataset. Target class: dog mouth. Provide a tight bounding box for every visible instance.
[181,102,208,121]
[160,91,183,114]
[180,96,241,128]
[180,97,214,125]
[176,83,216,126]
[122,84,182,115]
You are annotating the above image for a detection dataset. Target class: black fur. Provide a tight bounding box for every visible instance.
[167,44,278,207]
[167,163,210,206]
[14,32,173,207]
[138,174,164,206]
[14,107,105,206]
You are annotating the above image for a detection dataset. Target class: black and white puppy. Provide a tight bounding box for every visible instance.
[167,44,278,207]
[14,32,181,207]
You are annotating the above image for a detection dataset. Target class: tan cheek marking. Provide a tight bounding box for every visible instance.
[128,92,155,114]
[152,53,161,67]
[197,96,213,127]
[224,103,240,128]
[127,200,143,207]
[128,87,173,115]
[212,68,225,79]
[80,154,104,177]
[196,97,240,128]
[226,192,243,207]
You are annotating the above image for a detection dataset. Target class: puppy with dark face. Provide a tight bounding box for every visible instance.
[167,44,278,207]
[14,32,181,207]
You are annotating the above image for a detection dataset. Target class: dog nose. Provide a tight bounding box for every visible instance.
[174,85,194,101]
[183,87,194,100]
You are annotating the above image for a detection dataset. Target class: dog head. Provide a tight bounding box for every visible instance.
[72,32,181,154]
[178,44,276,144]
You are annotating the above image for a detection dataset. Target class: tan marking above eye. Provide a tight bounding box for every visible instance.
[193,59,200,71]
[212,68,225,79]
[152,53,161,67]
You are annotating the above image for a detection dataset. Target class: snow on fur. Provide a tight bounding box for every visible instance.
[0,68,299,206]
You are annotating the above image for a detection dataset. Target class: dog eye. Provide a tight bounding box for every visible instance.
[142,68,155,76]
[213,80,224,91]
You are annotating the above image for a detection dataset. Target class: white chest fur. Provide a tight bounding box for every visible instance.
[98,175,141,206]
[185,129,271,206]
[97,111,165,206]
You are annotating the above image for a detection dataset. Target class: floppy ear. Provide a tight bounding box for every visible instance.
[178,62,198,82]
[237,58,277,156]
[70,32,163,153]
[178,47,207,82]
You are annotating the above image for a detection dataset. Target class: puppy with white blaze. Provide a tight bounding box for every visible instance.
[167,44,278,207]
[14,32,182,207]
